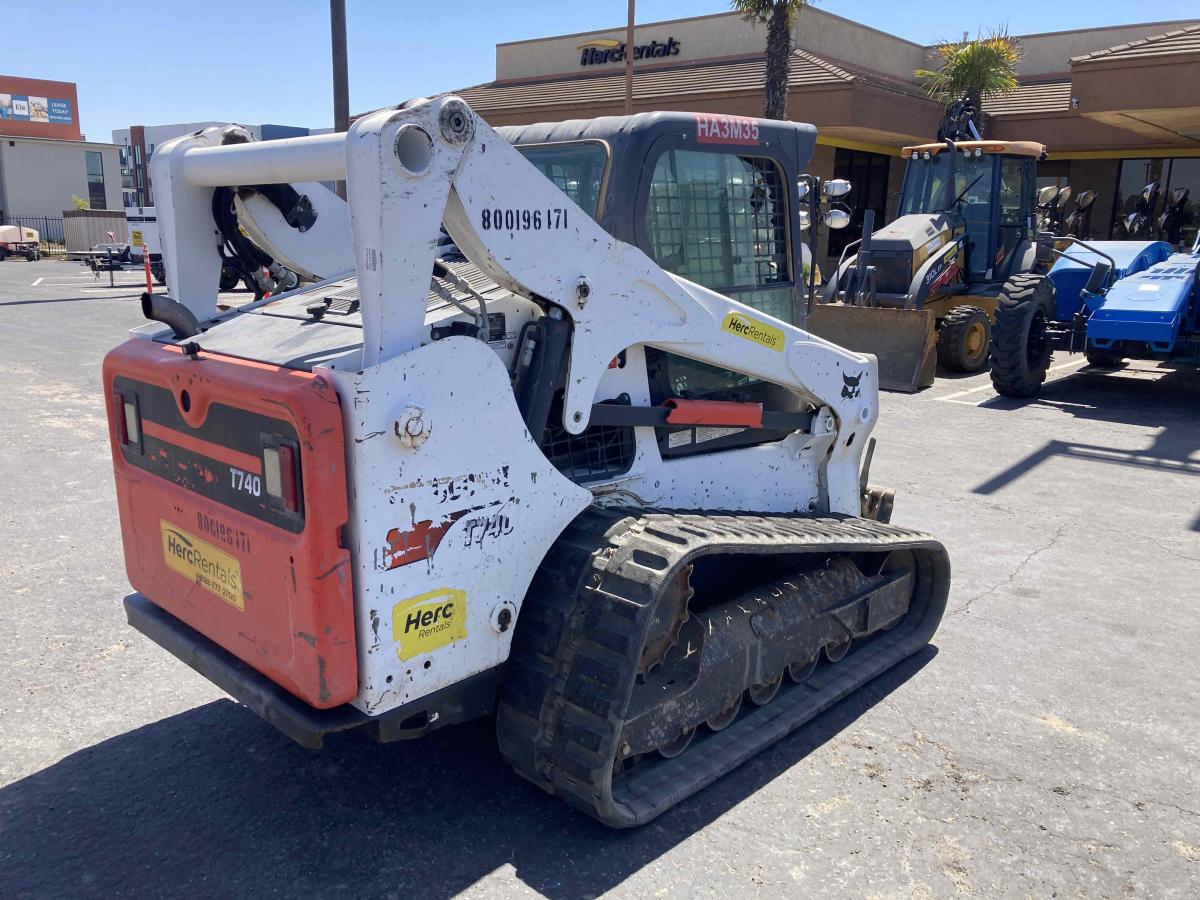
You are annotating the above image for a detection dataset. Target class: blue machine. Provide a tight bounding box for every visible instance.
[1047,237,1200,362]
[989,234,1200,398]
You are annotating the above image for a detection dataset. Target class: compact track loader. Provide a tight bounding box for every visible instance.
[104,97,949,826]
[809,138,1046,391]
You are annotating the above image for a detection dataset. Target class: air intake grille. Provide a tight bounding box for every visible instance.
[871,255,913,295]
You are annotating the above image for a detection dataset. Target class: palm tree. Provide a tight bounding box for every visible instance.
[915,30,1022,136]
[732,0,811,120]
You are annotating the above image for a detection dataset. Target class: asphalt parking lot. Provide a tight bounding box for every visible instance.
[1,258,1197,898]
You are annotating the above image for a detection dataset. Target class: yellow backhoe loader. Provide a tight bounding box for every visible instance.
[809,138,1047,391]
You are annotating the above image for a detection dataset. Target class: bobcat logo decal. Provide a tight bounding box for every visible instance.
[841,371,863,400]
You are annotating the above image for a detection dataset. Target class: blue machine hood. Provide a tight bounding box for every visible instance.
[1047,241,1172,322]
[1048,240,1199,354]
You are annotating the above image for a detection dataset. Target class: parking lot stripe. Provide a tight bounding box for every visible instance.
[30,277,43,286]
[935,358,1089,402]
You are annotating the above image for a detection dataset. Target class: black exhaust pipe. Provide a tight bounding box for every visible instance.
[141,292,201,340]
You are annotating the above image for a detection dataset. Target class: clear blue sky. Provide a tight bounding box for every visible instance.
[5,0,1197,142]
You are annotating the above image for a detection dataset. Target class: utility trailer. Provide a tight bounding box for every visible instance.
[0,224,41,261]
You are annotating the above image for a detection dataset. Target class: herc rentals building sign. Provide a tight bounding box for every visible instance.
[577,36,682,66]
[0,76,81,141]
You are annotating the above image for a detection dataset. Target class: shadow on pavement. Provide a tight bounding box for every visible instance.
[0,647,936,899]
[972,363,1200,529]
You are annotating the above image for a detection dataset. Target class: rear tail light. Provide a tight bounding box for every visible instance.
[264,441,302,514]
[113,391,141,449]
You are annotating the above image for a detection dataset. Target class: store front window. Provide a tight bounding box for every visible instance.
[829,148,889,257]
[1036,160,1071,193]
[1110,157,1199,249]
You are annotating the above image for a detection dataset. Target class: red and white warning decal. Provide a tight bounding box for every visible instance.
[695,113,760,146]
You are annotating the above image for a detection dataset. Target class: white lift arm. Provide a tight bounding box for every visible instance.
[150,96,879,514]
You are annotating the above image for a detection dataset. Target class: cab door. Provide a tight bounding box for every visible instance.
[634,137,800,325]
[995,156,1035,282]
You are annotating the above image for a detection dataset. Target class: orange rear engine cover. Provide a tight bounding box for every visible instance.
[103,339,355,708]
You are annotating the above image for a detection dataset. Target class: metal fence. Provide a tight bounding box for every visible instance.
[0,213,67,256]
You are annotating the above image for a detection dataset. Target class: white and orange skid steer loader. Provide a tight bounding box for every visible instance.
[104,96,949,827]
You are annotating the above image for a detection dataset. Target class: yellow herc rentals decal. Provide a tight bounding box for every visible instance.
[722,312,786,352]
[160,520,244,610]
[392,588,468,661]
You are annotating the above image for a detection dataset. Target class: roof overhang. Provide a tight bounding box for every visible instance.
[447,50,943,150]
[1071,54,1200,146]
[1068,26,1200,147]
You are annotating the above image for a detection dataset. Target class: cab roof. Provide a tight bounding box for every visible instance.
[902,140,1046,160]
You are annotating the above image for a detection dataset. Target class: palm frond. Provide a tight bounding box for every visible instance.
[731,0,809,27]
[915,28,1023,102]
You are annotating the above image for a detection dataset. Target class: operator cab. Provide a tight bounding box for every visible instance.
[899,140,1042,286]
[502,114,819,461]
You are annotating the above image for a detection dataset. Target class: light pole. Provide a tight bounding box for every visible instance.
[624,0,635,115]
[331,0,350,199]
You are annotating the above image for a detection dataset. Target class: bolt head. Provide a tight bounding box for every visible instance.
[395,404,430,448]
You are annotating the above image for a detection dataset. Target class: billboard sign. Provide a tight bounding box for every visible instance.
[0,93,73,124]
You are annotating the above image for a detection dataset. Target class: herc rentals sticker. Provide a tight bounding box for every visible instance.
[160,520,244,610]
[392,588,468,661]
[722,312,786,352]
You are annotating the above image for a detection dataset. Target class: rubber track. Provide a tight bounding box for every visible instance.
[496,507,950,827]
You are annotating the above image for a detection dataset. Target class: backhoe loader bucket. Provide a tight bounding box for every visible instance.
[806,304,938,393]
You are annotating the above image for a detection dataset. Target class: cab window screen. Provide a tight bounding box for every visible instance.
[645,150,790,293]
[517,143,608,219]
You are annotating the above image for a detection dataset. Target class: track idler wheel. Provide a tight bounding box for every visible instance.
[748,672,783,706]
[706,695,742,731]
[824,637,852,662]
[657,727,695,759]
[787,656,819,683]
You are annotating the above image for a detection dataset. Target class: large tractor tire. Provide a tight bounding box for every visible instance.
[989,274,1055,398]
[937,305,991,373]
[1085,350,1126,369]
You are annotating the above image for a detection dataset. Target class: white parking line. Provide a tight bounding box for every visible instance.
[39,282,146,288]
[30,277,43,286]
[934,358,1090,402]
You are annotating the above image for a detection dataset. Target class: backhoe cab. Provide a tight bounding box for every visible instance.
[809,138,1044,391]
